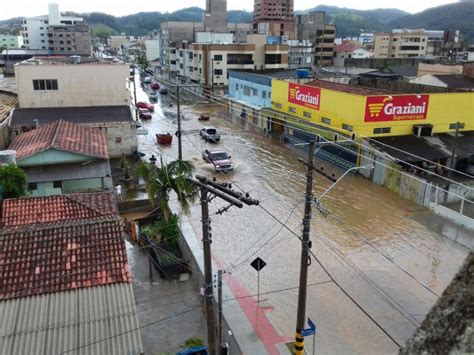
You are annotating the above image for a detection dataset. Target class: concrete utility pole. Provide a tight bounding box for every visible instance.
[449,121,460,178]
[176,85,182,161]
[294,140,316,355]
[191,175,259,355]
[217,270,224,352]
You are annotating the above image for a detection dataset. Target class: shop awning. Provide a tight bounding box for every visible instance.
[370,135,451,163]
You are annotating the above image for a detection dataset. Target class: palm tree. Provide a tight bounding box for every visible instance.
[136,157,198,221]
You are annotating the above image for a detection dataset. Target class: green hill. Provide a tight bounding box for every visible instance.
[388,2,474,41]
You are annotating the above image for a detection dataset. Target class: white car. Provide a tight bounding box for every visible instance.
[143,76,152,84]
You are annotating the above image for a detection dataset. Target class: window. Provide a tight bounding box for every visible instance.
[342,123,353,132]
[373,127,391,134]
[53,181,62,189]
[227,54,253,65]
[449,122,465,130]
[214,54,223,61]
[262,91,266,99]
[214,69,223,75]
[321,117,331,124]
[235,83,239,91]
[276,103,283,109]
[33,79,58,91]
[303,111,311,118]
[28,183,37,190]
[265,54,282,64]
[115,137,122,144]
[289,106,296,113]
[243,86,251,96]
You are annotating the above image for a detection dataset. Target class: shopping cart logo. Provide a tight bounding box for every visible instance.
[365,95,430,122]
[288,83,321,110]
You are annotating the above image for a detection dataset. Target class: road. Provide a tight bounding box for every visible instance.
[134,74,469,354]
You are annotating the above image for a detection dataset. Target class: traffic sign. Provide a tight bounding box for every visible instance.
[301,318,316,337]
[250,257,267,272]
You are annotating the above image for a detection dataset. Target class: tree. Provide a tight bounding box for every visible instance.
[136,157,198,221]
[0,164,28,199]
[137,54,149,68]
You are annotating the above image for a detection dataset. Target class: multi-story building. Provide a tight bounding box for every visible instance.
[20,3,91,55]
[0,35,23,49]
[204,0,228,32]
[288,40,313,69]
[185,34,289,86]
[373,30,429,58]
[295,11,335,67]
[253,0,295,37]
[12,56,137,157]
[47,23,91,55]
[145,38,159,62]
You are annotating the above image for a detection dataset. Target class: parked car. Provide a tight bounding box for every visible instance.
[200,127,221,143]
[202,149,234,173]
[143,76,152,84]
[136,102,154,111]
[138,108,152,120]
[198,114,210,121]
[150,82,160,90]
[159,87,168,95]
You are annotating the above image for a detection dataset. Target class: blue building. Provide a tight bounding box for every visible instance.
[228,71,272,109]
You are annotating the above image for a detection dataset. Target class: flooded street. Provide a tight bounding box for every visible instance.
[134,75,469,354]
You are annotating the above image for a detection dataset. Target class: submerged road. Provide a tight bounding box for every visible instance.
[134,74,469,354]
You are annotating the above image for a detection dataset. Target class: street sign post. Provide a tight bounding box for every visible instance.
[250,257,267,304]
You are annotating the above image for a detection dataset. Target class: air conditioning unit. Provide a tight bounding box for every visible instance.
[413,124,433,137]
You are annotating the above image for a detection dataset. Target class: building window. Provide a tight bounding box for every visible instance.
[262,91,266,99]
[303,111,311,118]
[53,181,62,189]
[275,103,283,109]
[321,117,331,124]
[28,183,37,190]
[342,123,353,132]
[243,86,251,96]
[265,54,282,64]
[449,122,465,129]
[115,137,122,144]
[289,106,296,113]
[33,79,58,91]
[373,127,391,134]
[214,69,223,75]
[214,54,223,61]
[235,83,239,91]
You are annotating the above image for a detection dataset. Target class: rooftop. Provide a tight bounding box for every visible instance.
[305,79,393,96]
[9,119,109,160]
[334,42,362,53]
[1,192,117,228]
[0,90,17,122]
[11,105,134,126]
[433,75,474,89]
[18,56,110,65]
[0,216,130,300]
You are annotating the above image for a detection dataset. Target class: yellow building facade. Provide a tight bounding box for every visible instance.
[270,79,474,138]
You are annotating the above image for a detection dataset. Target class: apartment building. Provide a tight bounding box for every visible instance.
[374,31,429,58]
[253,0,295,37]
[204,0,228,32]
[0,35,23,49]
[295,12,335,67]
[21,3,91,55]
[287,40,313,69]
[184,34,289,86]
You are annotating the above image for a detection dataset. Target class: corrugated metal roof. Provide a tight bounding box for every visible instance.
[0,283,143,355]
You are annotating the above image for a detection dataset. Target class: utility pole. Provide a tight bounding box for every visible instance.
[176,85,182,161]
[191,175,259,355]
[217,270,224,352]
[448,121,460,178]
[294,140,316,355]
[200,185,216,354]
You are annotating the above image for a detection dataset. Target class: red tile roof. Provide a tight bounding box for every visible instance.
[1,192,118,228]
[9,119,109,160]
[334,42,362,53]
[0,217,130,300]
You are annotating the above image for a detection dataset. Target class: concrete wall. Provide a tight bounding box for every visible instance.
[15,63,130,108]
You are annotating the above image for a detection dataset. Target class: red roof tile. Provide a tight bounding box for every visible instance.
[334,42,362,53]
[0,217,130,300]
[9,119,109,160]
[1,192,118,228]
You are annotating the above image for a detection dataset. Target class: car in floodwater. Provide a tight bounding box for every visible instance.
[200,127,221,143]
[202,149,233,173]
[136,101,154,111]
[138,108,152,120]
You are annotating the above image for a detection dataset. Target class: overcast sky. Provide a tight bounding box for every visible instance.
[0,0,459,20]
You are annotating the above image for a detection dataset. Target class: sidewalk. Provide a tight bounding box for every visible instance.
[126,238,207,354]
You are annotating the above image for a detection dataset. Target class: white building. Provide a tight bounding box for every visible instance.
[0,35,24,49]
[145,39,159,62]
[15,56,130,108]
[21,4,84,50]
[288,40,313,69]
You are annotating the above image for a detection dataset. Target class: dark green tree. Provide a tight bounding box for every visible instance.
[136,157,198,221]
[0,164,28,199]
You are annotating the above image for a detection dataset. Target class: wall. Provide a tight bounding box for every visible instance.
[18,149,90,167]
[270,79,474,138]
[16,63,130,108]
[418,63,463,77]
[229,76,272,108]
[145,39,159,62]
[82,122,138,158]
[0,35,23,49]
